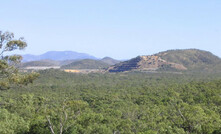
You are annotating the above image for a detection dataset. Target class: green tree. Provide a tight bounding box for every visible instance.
[0,30,39,90]
[0,108,29,134]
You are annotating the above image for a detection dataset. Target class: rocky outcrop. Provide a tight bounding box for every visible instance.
[107,55,187,72]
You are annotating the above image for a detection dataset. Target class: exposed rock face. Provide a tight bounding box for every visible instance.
[107,55,187,72]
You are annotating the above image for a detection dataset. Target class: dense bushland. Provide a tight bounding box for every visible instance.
[0,70,221,134]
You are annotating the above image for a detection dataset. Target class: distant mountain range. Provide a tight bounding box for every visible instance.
[20,49,221,73]
[22,51,97,62]
[20,52,121,69]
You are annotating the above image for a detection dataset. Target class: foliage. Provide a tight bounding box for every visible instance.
[0,70,221,133]
[0,30,39,90]
[0,108,29,134]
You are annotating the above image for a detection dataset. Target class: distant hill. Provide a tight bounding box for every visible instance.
[61,59,110,69]
[157,49,221,71]
[19,60,60,67]
[22,51,97,62]
[107,49,221,72]
[100,57,121,65]
[59,59,79,66]
[19,57,119,69]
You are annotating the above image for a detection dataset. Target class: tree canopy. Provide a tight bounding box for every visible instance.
[0,30,39,90]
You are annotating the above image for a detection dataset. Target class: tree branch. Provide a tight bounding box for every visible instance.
[46,116,55,134]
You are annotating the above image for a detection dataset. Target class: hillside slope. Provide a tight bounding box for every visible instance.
[157,49,221,71]
[61,59,110,69]
[101,57,121,65]
[19,60,60,67]
[107,49,221,72]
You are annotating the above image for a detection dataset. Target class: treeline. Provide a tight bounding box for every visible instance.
[0,69,221,134]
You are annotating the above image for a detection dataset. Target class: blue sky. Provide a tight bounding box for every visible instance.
[1,0,221,59]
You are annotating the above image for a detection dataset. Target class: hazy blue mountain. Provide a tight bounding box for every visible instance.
[22,51,97,62]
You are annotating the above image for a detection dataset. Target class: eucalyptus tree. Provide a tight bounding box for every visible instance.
[0,30,39,90]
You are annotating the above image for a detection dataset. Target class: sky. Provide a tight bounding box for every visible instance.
[0,0,221,59]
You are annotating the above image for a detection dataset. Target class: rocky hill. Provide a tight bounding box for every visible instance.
[107,49,221,72]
